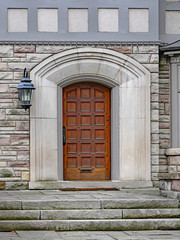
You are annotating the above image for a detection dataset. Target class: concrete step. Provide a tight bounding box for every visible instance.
[0,219,180,231]
[0,208,180,220]
[0,199,179,210]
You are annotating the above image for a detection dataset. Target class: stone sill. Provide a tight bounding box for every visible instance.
[29,180,153,190]
[158,173,180,180]
[165,148,180,156]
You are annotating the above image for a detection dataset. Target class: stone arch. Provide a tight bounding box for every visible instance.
[30,47,151,184]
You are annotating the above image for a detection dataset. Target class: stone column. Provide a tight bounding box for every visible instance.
[159,148,180,199]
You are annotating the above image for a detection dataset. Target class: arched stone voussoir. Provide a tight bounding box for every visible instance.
[31,47,150,87]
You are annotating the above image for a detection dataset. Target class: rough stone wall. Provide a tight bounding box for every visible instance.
[159,149,180,199]
[159,54,171,175]
[0,46,37,190]
[0,44,159,190]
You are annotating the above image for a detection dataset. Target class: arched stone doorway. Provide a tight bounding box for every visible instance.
[30,48,151,187]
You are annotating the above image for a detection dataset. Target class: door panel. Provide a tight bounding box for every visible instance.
[63,82,111,180]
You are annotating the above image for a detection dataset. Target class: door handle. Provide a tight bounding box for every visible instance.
[63,126,66,146]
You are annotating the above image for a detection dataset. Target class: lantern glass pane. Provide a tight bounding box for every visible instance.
[18,89,23,101]
[19,89,32,106]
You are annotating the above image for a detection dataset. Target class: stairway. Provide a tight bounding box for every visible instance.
[0,189,180,231]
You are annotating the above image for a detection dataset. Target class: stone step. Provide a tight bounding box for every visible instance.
[101,199,179,209]
[0,219,180,231]
[0,210,40,220]
[38,209,180,220]
[49,209,180,220]
[0,199,178,210]
[0,209,180,220]
[29,180,153,190]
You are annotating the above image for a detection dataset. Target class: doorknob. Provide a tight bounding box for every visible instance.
[63,126,66,146]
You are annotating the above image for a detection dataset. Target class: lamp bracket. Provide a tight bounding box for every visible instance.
[24,68,28,78]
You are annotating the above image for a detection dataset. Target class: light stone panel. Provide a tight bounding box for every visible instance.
[166,11,180,34]
[30,118,58,181]
[8,9,28,32]
[68,9,88,32]
[120,83,149,180]
[129,9,149,32]
[98,9,118,32]
[38,9,58,32]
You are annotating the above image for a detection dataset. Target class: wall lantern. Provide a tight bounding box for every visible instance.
[17,68,35,110]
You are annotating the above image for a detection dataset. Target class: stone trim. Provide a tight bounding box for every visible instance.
[170,56,180,63]
[30,47,151,183]
[0,41,161,47]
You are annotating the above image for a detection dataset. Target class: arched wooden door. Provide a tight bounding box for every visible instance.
[63,82,111,180]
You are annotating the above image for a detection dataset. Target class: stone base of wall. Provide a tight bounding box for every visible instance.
[0,181,29,190]
[159,148,180,199]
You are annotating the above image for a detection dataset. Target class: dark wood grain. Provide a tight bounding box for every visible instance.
[63,82,111,180]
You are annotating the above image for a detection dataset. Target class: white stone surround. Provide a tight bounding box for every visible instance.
[30,48,151,184]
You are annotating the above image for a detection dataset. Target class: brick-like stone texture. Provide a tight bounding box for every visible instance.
[159,153,180,198]
[14,46,36,53]
[108,46,132,54]
[159,55,170,176]
[172,180,180,191]
[0,44,160,189]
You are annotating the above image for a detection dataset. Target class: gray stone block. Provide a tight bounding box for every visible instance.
[158,219,180,230]
[0,201,21,210]
[6,182,29,190]
[133,46,158,54]
[0,218,180,231]
[41,209,122,220]
[16,231,62,239]
[0,46,13,57]
[0,210,40,220]
[69,219,180,231]
[26,53,51,62]
[68,219,165,231]
[0,220,69,231]
[22,200,101,210]
[143,64,159,73]
[0,72,13,79]
[0,168,14,177]
[123,209,180,219]
[101,199,179,209]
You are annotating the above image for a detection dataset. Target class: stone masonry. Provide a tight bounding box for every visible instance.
[0,44,159,190]
[159,148,180,199]
[159,54,171,174]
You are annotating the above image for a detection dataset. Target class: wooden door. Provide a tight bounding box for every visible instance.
[63,82,111,180]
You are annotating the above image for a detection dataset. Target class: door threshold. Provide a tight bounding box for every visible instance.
[29,180,153,190]
[60,187,118,191]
